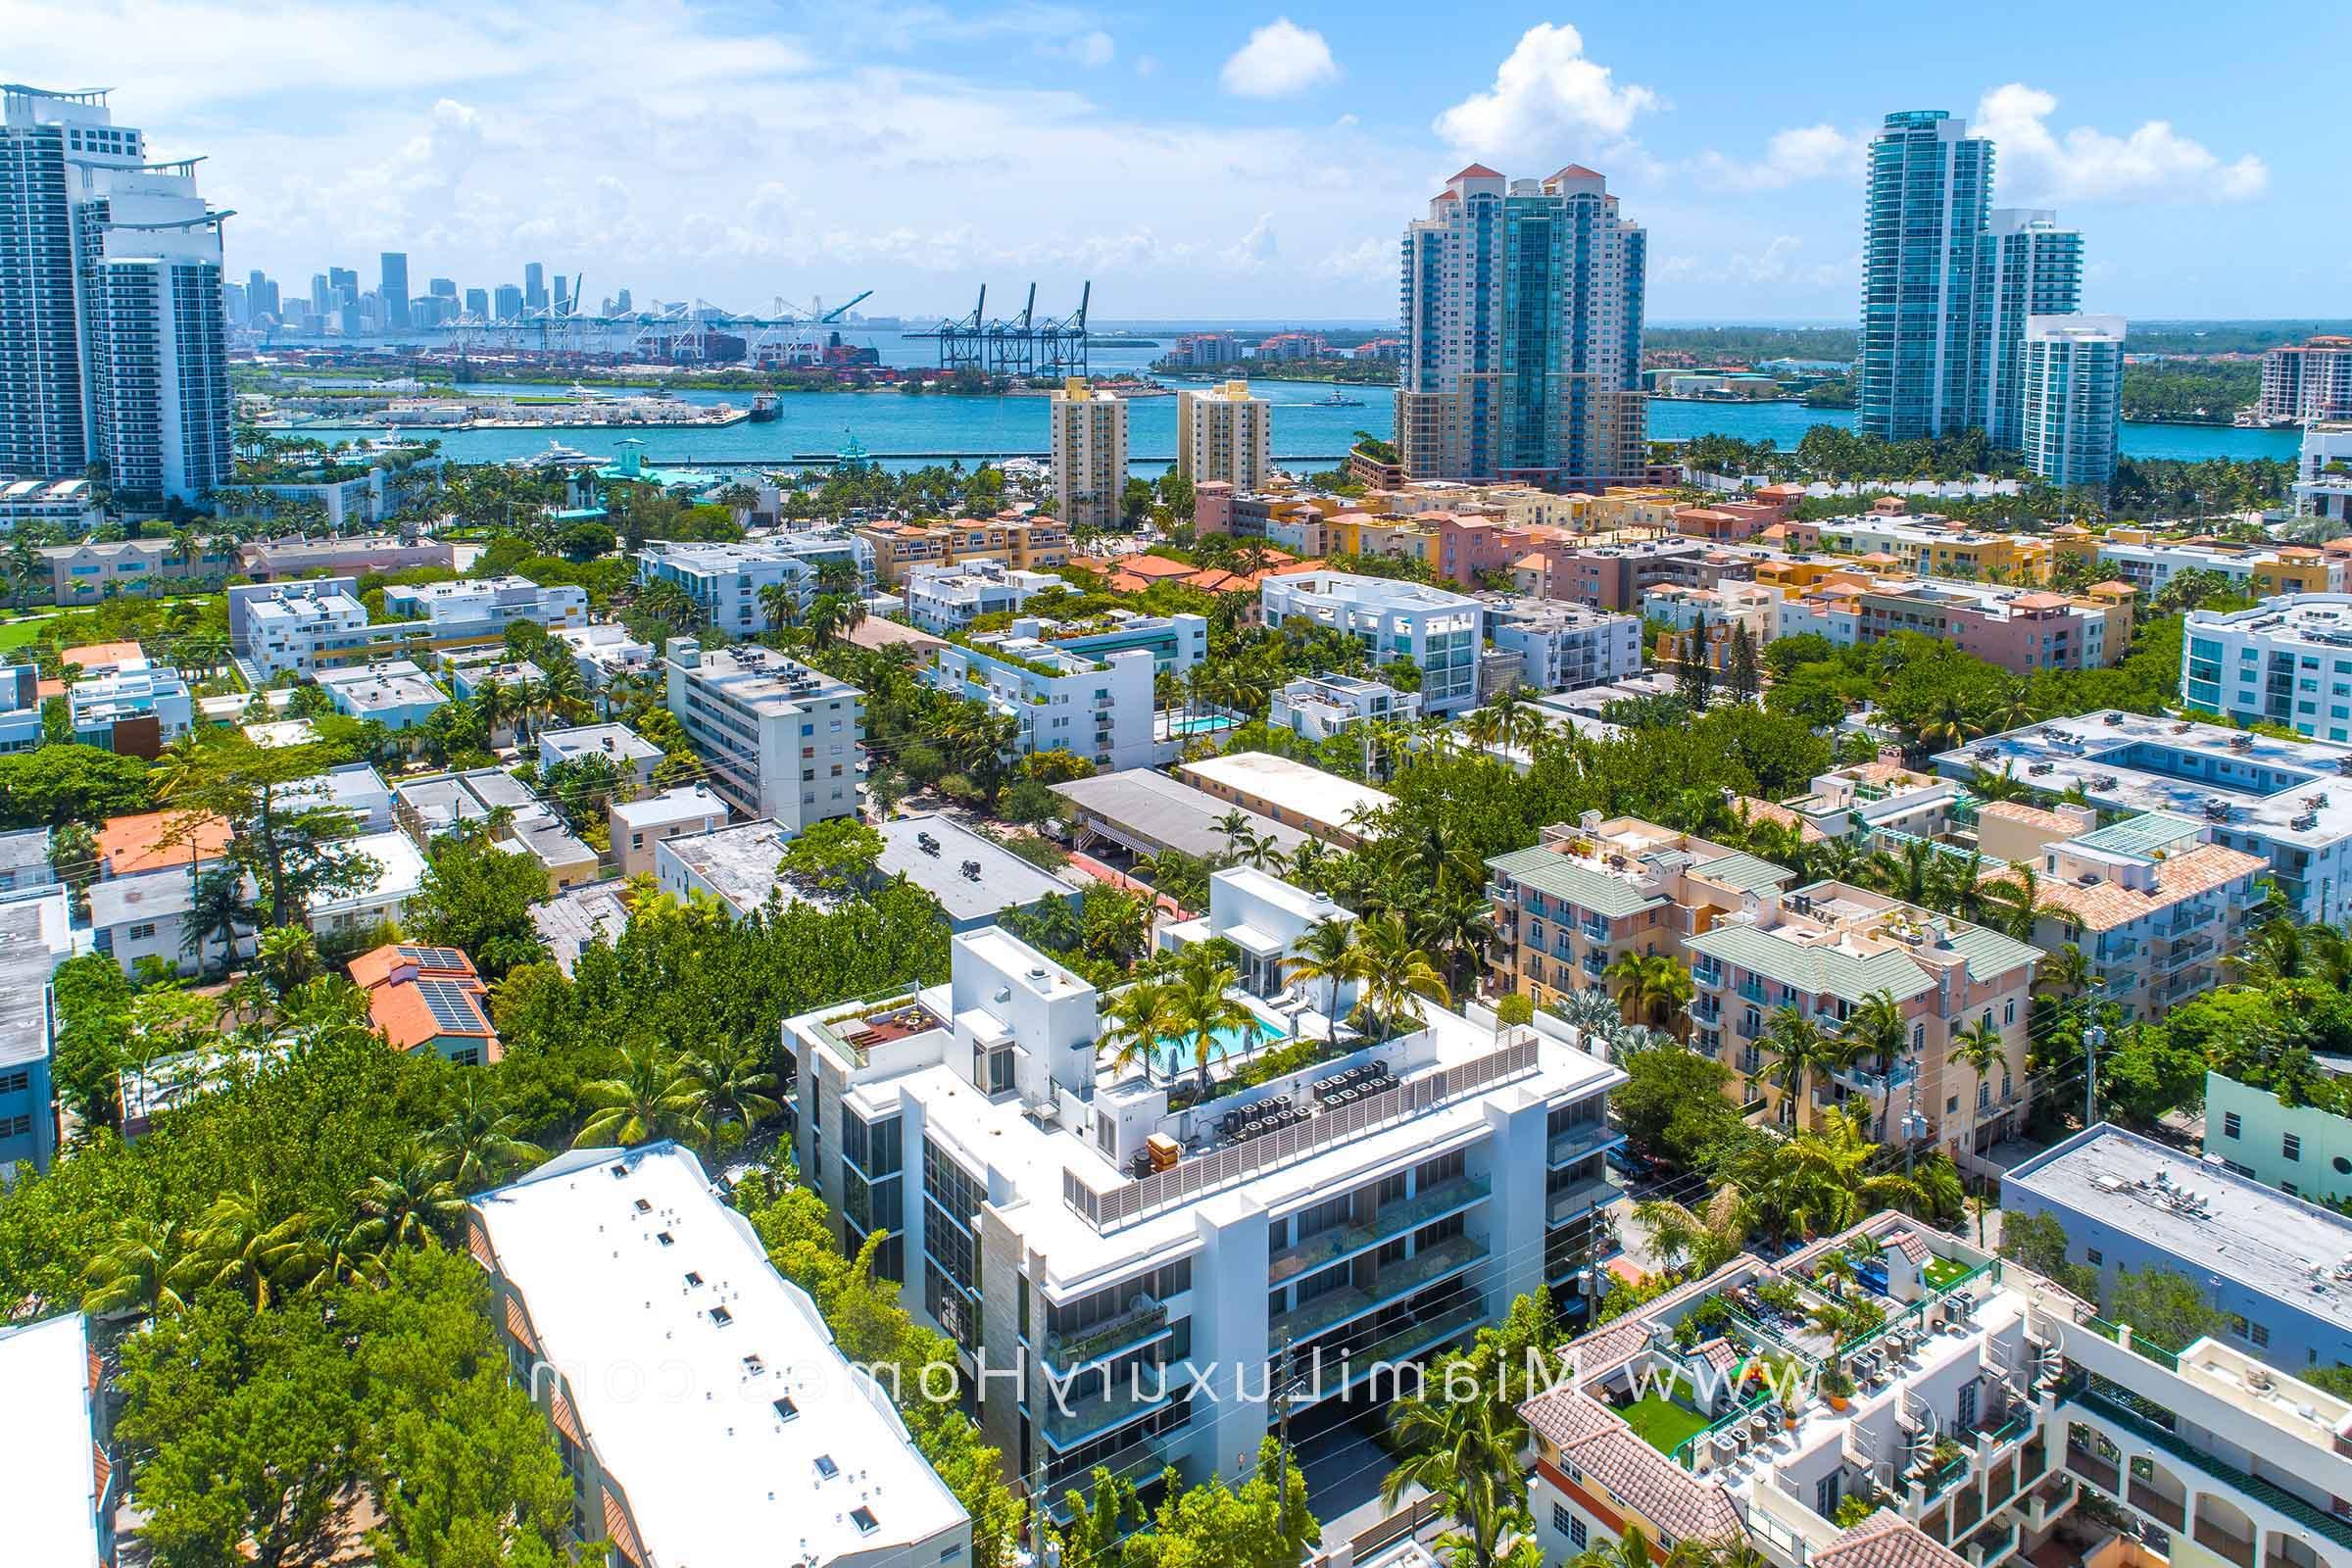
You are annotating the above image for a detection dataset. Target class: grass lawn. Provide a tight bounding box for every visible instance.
[0,615,57,651]
[1619,1394,1713,1454]
[1924,1255,1972,1289]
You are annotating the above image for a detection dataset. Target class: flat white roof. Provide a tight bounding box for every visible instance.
[0,1314,102,1567]
[611,784,730,831]
[473,1144,966,1566]
[1175,752,1393,833]
[305,830,427,918]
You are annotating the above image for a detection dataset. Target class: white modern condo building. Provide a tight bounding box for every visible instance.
[786,868,1625,1514]
[0,85,229,501]
[1259,570,1486,715]
[2020,315,2124,493]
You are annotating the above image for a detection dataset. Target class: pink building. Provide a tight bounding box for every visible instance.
[1192,480,1235,535]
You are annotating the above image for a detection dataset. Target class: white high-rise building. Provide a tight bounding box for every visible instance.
[0,85,228,502]
[2021,314,2124,493]
[1049,377,1127,529]
[1175,379,1272,493]
[1973,209,2082,448]
[1396,164,1646,487]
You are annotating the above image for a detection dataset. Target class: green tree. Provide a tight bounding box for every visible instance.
[1997,1209,2097,1298]
[1382,1393,1530,1568]
[152,730,378,928]
[0,742,152,828]
[2107,1264,2231,1351]
[407,828,553,977]
[776,816,887,892]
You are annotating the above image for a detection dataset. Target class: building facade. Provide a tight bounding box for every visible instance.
[1259,570,1486,715]
[1486,598,1644,693]
[635,535,877,635]
[0,887,72,1174]
[662,639,862,828]
[1175,380,1272,493]
[1269,674,1420,741]
[1858,110,1993,441]
[1049,377,1128,529]
[2185,595,2352,738]
[1396,164,1645,488]
[2260,335,2352,424]
[919,637,1156,770]
[2020,315,2123,492]
[1974,209,2083,448]
[786,909,1624,1507]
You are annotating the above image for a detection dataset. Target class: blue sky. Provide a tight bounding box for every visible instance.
[7,0,2340,321]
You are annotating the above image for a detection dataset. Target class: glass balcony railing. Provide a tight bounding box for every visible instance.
[1040,1297,1169,1371]
[1034,1380,1173,1449]
[1547,1120,1617,1167]
[1267,1175,1491,1285]
[1270,1233,1489,1347]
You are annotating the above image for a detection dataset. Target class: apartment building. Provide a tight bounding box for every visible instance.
[785,906,1625,1507]
[235,532,454,582]
[549,622,657,694]
[379,574,589,650]
[2259,334,2352,424]
[467,1142,971,1567]
[662,639,862,829]
[1642,584,1779,670]
[659,812,1078,929]
[2003,810,2267,1020]
[0,665,38,755]
[1038,611,1209,674]
[1939,710,2352,926]
[394,766,599,892]
[538,722,662,798]
[1685,881,2040,1154]
[1811,506,2057,585]
[635,535,877,634]
[86,862,257,979]
[0,477,99,530]
[65,651,191,754]
[1397,164,1645,487]
[856,516,1068,586]
[0,888,73,1173]
[2020,315,2125,493]
[1485,815,1796,1010]
[1174,752,1394,848]
[1259,571,1485,715]
[1527,1204,2352,1568]
[2293,425,2352,524]
[919,635,1156,771]
[315,660,449,732]
[1485,598,1645,694]
[2184,594,2352,737]
[0,1312,115,1567]
[37,537,235,603]
[1540,538,1727,612]
[1050,377,1128,530]
[902,561,1060,633]
[1851,580,2125,674]
[228,577,388,675]
[2006,1121,2352,1376]
[2055,527,2346,601]
[610,784,730,877]
[1175,380,1272,493]
[1269,674,1420,741]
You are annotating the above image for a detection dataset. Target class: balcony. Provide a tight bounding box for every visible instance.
[1484,882,1517,906]
[1547,1174,1614,1226]
[1034,1379,1175,1450]
[1693,963,1724,989]
[1270,1233,1489,1347]
[1580,921,1610,943]
[2194,1520,2256,1568]
[2066,1383,2352,1554]
[1050,1437,1166,1516]
[1835,1058,1920,1097]
[1738,979,1768,1004]
[1547,1119,1618,1167]
[1267,1174,1491,1286]
[1581,953,1608,980]
[1691,999,1723,1025]
[2165,933,2216,966]
[2127,1479,2185,1531]
[1041,1297,1169,1373]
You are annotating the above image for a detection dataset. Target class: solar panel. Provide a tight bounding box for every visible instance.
[397,944,467,972]
[414,978,489,1034]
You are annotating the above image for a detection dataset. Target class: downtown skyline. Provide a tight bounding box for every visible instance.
[0,0,2321,322]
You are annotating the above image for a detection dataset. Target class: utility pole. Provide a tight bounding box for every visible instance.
[1273,1329,1295,1521]
[2083,1023,2107,1130]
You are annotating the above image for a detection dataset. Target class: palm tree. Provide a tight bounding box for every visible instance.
[1982,864,2066,942]
[424,1078,547,1191]
[175,1178,310,1310]
[473,675,517,745]
[1568,1524,1659,1568]
[1602,953,1694,1036]
[181,863,255,978]
[758,580,803,633]
[686,1040,783,1143]
[1634,1184,1750,1274]
[1157,941,1259,1096]
[2034,941,2096,1002]
[1760,1004,1860,1132]
[1772,1105,1932,1240]
[572,1042,707,1148]
[1912,692,1984,758]
[81,1218,188,1321]
[1548,987,1625,1053]
[1383,1393,1526,1568]
[1098,978,1172,1077]
[1351,912,1451,1042]
[1414,880,1496,996]
[350,1151,464,1252]
[1948,1016,2008,1159]
[1285,916,1367,1043]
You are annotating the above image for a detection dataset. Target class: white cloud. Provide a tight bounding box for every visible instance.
[1693,122,1861,192]
[1222,213,1280,270]
[1432,23,1658,161]
[1220,18,1338,98]
[1314,236,1392,283]
[1974,83,2268,202]
[1067,29,1114,67]
[1660,236,1855,290]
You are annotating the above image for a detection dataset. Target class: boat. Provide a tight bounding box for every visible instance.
[748,392,780,423]
[1313,389,1365,407]
[514,439,595,468]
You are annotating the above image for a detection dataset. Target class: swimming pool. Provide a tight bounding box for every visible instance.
[1149,1013,1290,1079]
[1163,713,1242,736]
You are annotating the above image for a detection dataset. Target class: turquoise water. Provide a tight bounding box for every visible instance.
[1166,713,1243,736]
[278,333,2303,472]
[1151,1015,1289,1080]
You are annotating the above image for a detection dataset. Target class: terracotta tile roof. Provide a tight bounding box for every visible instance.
[1690,1337,1740,1373]
[1815,1511,1970,1568]
[352,942,499,1054]
[1734,797,1828,842]
[1451,163,1503,179]
[1974,800,2080,835]
[1883,1228,1930,1264]
[1116,555,1199,580]
[1562,1258,1751,1382]
[98,809,231,877]
[62,640,143,668]
[1551,163,1603,180]
[348,941,476,991]
[2030,842,2269,932]
[1850,760,1929,788]
[2087,579,2136,595]
[1522,1389,1745,1544]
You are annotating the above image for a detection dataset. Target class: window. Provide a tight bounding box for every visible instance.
[2222,1111,2241,1140]
[1552,1507,1586,1549]
[128,921,158,941]
[2085,1248,2103,1266]
[709,1305,733,1326]
[2285,1133,2303,1163]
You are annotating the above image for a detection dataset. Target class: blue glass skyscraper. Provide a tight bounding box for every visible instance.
[1858,110,1992,442]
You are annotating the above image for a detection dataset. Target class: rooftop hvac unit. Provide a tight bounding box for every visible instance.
[962,860,983,880]
[917,832,941,856]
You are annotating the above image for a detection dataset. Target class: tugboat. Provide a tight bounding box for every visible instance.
[748,392,780,422]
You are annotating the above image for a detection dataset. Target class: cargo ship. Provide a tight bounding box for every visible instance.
[748,392,780,422]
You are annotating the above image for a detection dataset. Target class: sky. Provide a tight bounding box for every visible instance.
[7,0,2343,323]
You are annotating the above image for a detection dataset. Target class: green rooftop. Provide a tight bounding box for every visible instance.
[1486,844,1670,920]
[1686,922,1936,1004]
[1690,851,1798,899]
[2071,810,2208,859]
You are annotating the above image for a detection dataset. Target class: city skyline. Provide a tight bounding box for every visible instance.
[0,0,2309,321]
